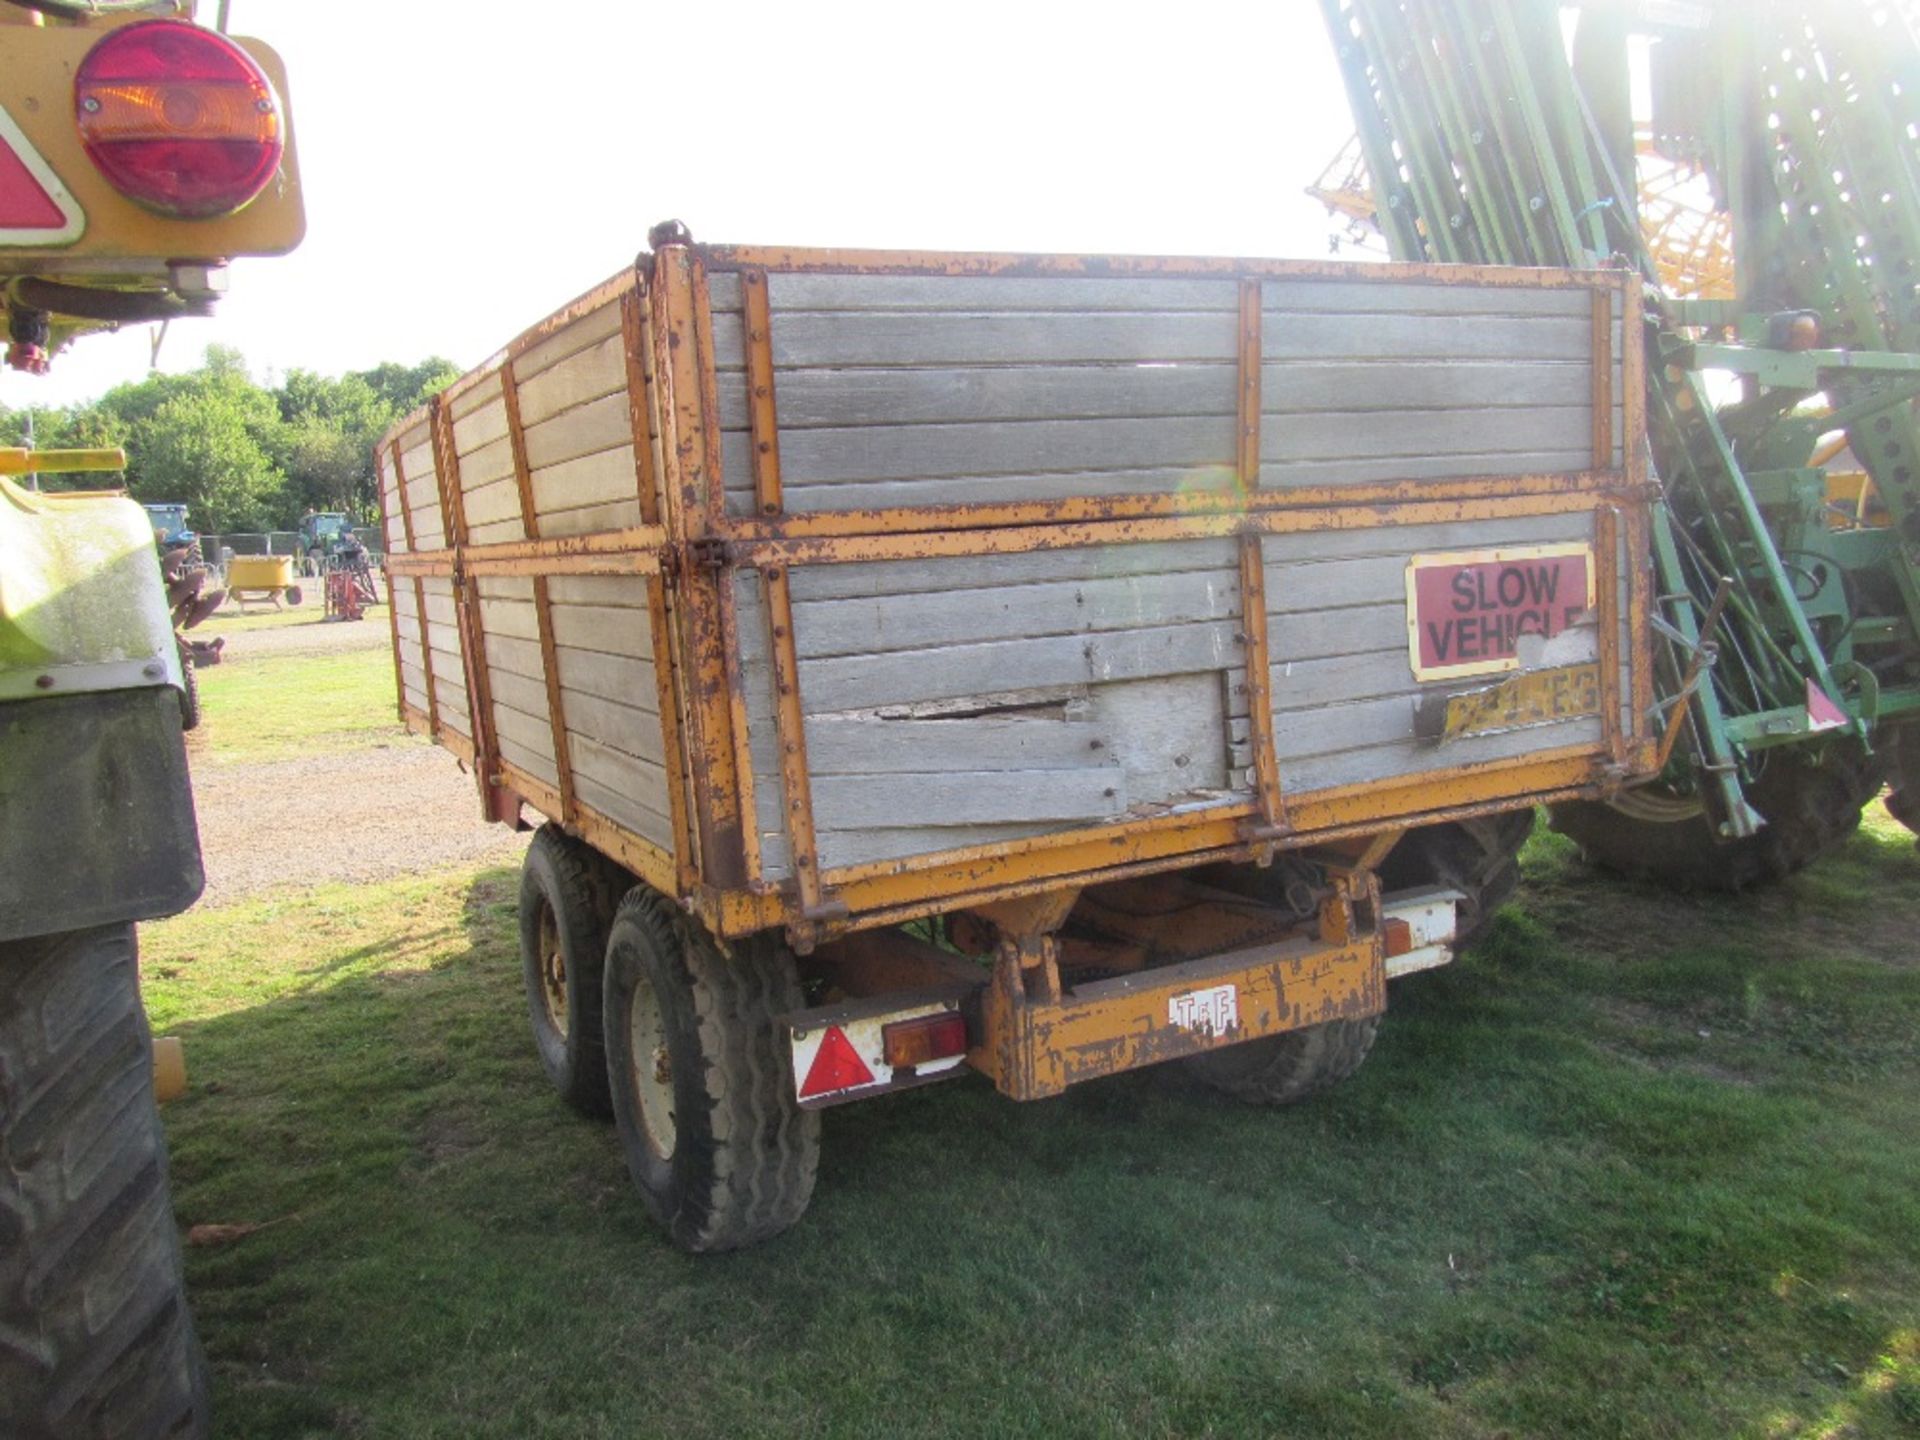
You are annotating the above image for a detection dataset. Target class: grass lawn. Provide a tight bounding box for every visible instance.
[145,648,1920,1438]
[192,642,398,766]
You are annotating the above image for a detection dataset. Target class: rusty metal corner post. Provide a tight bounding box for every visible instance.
[1233,276,1291,844]
[428,391,502,817]
[651,241,751,892]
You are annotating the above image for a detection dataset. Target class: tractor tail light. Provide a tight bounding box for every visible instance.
[74,20,284,220]
[881,1012,968,1069]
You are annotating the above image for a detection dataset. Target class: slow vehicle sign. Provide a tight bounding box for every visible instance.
[1405,543,1594,681]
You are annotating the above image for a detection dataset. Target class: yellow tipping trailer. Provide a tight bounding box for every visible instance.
[379,225,1657,1251]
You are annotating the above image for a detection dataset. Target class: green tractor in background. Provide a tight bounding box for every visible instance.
[297,509,359,575]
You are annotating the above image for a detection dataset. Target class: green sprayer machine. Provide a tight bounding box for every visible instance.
[1328,0,1920,890]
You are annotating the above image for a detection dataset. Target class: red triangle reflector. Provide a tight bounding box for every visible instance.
[800,1026,874,1098]
[0,140,63,230]
[1806,679,1848,733]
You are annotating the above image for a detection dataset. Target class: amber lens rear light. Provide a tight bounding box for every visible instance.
[881,1013,968,1069]
[74,20,284,220]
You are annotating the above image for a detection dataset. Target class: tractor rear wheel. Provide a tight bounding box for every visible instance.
[1883,726,1920,840]
[601,887,819,1252]
[0,925,208,1440]
[518,825,629,1117]
[1549,743,1883,891]
[1377,811,1534,952]
[1186,1016,1380,1106]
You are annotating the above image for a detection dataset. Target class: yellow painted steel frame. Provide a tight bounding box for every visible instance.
[380,243,1655,950]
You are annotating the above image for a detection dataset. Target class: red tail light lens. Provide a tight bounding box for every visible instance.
[74,20,284,220]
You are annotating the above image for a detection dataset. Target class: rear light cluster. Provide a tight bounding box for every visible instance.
[74,20,283,220]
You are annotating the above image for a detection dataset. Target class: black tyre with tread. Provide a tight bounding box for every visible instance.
[0,924,208,1440]
[1186,1016,1381,1106]
[1377,811,1534,952]
[518,824,629,1118]
[1549,744,1883,891]
[601,886,819,1252]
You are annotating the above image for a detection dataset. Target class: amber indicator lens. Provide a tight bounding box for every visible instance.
[881,1013,968,1070]
[74,20,284,219]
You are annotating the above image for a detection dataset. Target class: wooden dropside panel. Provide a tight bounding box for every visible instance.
[514,299,646,539]
[449,372,525,548]
[736,540,1248,881]
[545,574,675,852]
[711,270,1240,515]
[418,574,471,741]
[1255,278,1625,485]
[1260,511,1618,795]
[394,419,446,552]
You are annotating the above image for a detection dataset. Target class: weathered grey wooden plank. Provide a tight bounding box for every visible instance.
[569,730,671,819]
[498,734,555,785]
[420,589,457,625]
[1261,359,1592,414]
[483,632,546,682]
[521,392,630,472]
[1084,673,1232,798]
[487,667,550,724]
[409,501,446,549]
[812,767,1127,831]
[514,301,623,383]
[462,471,523,528]
[477,596,541,643]
[715,312,1238,370]
[1282,714,1604,795]
[554,644,651,708]
[452,394,510,455]
[790,565,1243,660]
[1261,406,1591,464]
[538,497,644,539]
[751,713,1111,776]
[458,434,517,493]
[1268,603,1408,663]
[707,270,743,313]
[401,682,430,715]
[1262,279,1591,317]
[1261,312,1590,361]
[476,575,534,602]
[772,415,1233,488]
[399,439,436,484]
[548,574,646,610]
[1262,511,1591,563]
[774,820,1066,877]
[516,330,626,429]
[722,362,1238,430]
[448,370,503,420]
[1267,451,1597,495]
[548,603,653,660]
[776,618,1242,713]
[770,465,1239,515]
[572,771,674,851]
[787,537,1239,602]
[561,685,662,756]
[493,700,557,761]
[467,518,523,546]
[766,273,1238,313]
[529,444,640,519]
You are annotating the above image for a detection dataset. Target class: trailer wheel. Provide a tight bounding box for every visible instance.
[1184,1016,1380,1106]
[1377,811,1534,952]
[1548,742,1883,891]
[518,825,627,1117]
[0,925,209,1440]
[601,887,819,1252]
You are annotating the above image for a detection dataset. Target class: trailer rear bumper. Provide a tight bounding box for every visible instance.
[786,886,1458,1107]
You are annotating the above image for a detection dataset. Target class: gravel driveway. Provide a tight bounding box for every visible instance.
[187,611,529,907]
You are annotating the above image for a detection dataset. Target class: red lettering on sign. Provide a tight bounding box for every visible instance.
[1412,552,1590,674]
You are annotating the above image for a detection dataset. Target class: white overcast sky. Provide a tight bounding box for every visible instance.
[12,0,1362,408]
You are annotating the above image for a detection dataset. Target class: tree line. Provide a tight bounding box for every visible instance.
[0,346,459,534]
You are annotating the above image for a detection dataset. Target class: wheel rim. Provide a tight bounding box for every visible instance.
[627,966,676,1160]
[537,906,568,1040]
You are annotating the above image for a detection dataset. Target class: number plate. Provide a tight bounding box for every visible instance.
[1406,544,1595,681]
[1416,662,1603,743]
